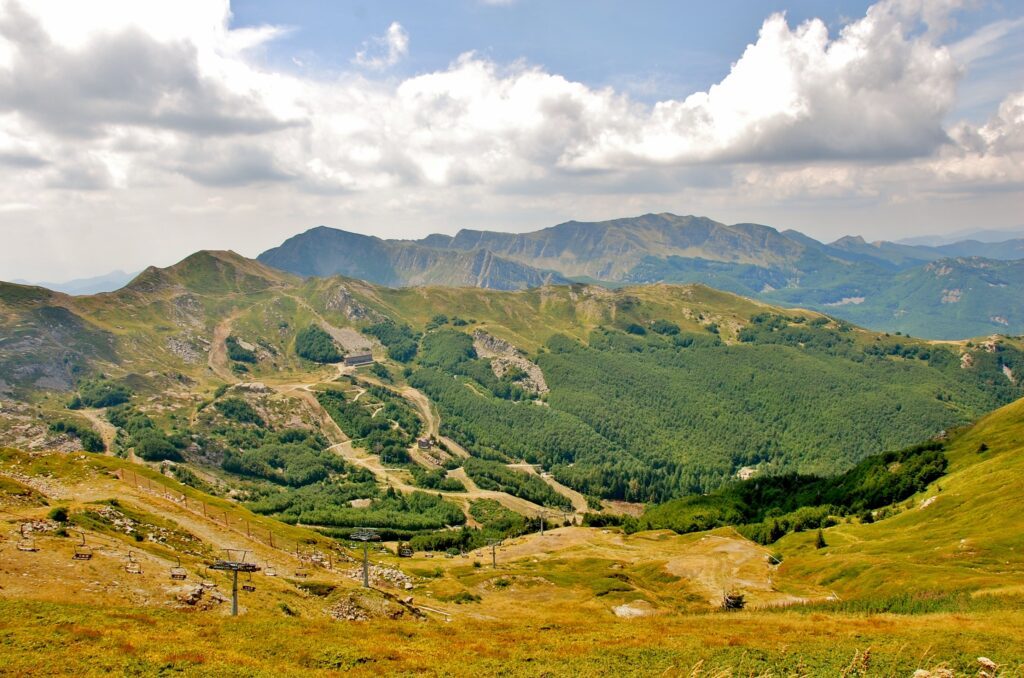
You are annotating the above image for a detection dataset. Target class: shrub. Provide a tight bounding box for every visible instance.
[650,319,681,335]
[215,397,264,426]
[47,506,69,522]
[134,432,183,462]
[48,421,105,452]
[69,378,131,409]
[226,336,257,363]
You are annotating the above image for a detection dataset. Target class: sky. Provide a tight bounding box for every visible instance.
[1,0,1022,282]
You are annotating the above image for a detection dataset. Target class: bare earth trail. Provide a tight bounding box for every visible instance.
[507,463,589,514]
[271,367,583,520]
[79,408,118,451]
[326,439,549,518]
[207,312,241,382]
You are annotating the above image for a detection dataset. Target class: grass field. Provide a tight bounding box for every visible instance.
[0,597,1020,676]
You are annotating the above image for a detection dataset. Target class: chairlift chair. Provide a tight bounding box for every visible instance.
[16,524,37,552]
[72,533,93,560]
[293,567,310,578]
[170,556,187,581]
[263,563,277,577]
[200,566,216,588]
[125,551,142,575]
[242,571,256,593]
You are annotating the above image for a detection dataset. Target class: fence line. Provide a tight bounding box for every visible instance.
[116,468,353,571]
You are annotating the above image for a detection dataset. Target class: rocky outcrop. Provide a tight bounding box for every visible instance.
[472,330,549,394]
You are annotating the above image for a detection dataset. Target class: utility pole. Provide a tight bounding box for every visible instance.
[538,510,546,536]
[351,528,380,588]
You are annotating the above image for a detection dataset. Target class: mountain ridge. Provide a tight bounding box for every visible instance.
[256,213,1024,338]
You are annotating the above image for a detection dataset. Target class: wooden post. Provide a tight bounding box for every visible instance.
[269,531,274,548]
[246,521,251,538]
[202,503,208,518]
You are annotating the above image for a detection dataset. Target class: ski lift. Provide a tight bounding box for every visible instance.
[200,566,216,588]
[263,563,277,577]
[170,556,187,581]
[72,531,93,560]
[16,524,37,552]
[125,551,142,575]
[242,571,256,593]
[293,567,309,578]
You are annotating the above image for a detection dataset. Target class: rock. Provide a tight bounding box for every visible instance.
[978,657,998,676]
[612,600,656,618]
[914,669,954,678]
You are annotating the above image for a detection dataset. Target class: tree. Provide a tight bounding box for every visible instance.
[815,528,827,549]
[295,324,343,363]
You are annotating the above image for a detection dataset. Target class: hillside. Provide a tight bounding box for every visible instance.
[257,213,1024,338]
[2,251,1023,510]
[776,393,1024,601]
[2,395,1024,674]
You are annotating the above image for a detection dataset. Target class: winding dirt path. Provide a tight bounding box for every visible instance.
[327,439,548,517]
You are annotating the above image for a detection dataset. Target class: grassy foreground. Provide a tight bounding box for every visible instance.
[1,598,1021,676]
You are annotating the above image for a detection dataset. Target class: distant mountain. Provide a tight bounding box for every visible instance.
[257,214,1024,339]
[13,270,137,295]
[897,227,1024,247]
[258,226,568,290]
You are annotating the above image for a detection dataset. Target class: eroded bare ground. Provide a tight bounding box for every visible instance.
[475,528,835,606]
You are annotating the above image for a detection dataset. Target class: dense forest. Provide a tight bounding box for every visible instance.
[404,321,1023,502]
[294,324,343,363]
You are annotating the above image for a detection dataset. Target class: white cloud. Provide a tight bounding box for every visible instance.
[0,0,1020,280]
[353,22,409,70]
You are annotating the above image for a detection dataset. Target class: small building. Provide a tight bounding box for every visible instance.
[417,437,432,450]
[344,353,373,367]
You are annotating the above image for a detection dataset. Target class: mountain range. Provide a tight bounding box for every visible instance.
[258,213,1024,339]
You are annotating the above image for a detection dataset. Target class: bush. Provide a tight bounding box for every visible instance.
[134,432,183,462]
[69,378,131,409]
[650,319,680,335]
[226,336,257,363]
[48,421,105,452]
[215,397,264,426]
[295,325,343,363]
[47,506,69,522]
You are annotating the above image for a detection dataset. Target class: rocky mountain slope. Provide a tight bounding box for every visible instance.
[257,213,1024,338]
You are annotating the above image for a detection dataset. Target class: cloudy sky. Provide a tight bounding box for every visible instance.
[1,0,1022,282]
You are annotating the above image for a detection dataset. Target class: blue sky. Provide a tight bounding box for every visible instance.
[231,0,1021,119]
[0,0,1022,281]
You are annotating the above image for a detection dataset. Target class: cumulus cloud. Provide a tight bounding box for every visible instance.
[353,22,409,70]
[0,0,1021,281]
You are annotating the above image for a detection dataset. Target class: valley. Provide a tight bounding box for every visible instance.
[2,250,1024,674]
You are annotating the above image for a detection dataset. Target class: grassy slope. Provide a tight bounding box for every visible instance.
[3,395,1024,673]
[777,395,1024,599]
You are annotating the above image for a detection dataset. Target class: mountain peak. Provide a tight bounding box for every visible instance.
[125,250,293,295]
[831,235,868,247]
